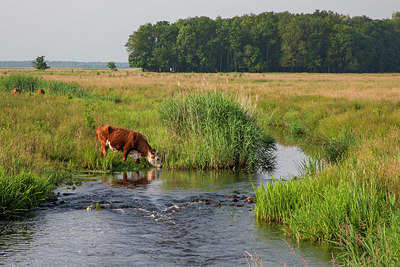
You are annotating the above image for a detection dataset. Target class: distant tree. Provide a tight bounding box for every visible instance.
[126,23,156,71]
[152,21,179,72]
[32,56,50,70]
[107,62,117,71]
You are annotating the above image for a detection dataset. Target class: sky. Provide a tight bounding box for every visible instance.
[1,0,399,62]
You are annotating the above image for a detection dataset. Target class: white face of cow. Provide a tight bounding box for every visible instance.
[147,151,162,168]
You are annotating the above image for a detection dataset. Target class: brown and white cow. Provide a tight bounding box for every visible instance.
[11,88,21,94]
[96,124,162,168]
[37,88,45,95]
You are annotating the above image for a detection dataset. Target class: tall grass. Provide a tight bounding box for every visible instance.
[0,73,39,92]
[254,162,400,263]
[0,168,51,218]
[0,74,89,98]
[39,79,88,98]
[159,92,275,170]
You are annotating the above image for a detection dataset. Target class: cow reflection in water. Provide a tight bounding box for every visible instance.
[102,169,158,189]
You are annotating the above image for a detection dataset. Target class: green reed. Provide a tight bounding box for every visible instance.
[0,168,51,219]
[0,74,93,98]
[0,73,39,92]
[158,92,275,170]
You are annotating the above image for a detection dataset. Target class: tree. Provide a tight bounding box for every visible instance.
[126,23,157,71]
[152,21,179,72]
[107,62,117,71]
[176,17,218,72]
[32,56,50,70]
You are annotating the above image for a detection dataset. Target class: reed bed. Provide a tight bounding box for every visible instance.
[0,73,89,98]
[159,92,275,170]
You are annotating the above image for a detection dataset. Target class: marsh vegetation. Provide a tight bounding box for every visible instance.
[159,93,275,170]
[1,68,400,265]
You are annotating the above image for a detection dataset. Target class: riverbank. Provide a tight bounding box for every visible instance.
[1,69,399,264]
[254,78,400,264]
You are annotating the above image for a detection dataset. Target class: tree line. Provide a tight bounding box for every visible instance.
[126,10,400,73]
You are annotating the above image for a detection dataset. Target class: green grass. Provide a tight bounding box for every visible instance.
[0,73,39,92]
[0,168,51,219]
[254,158,400,264]
[0,73,97,99]
[158,92,275,170]
[255,94,400,265]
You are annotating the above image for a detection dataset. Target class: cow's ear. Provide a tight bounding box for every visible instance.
[107,125,113,134]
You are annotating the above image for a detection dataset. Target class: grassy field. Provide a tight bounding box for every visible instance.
[1,68,400,264]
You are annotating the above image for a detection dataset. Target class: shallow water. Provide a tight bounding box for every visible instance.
[0,145,331,266]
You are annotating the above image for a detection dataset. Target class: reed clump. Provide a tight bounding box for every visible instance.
[0,74,89,98]
[0,168,51,219]
[159,92,275,170]
[0,73,39,92]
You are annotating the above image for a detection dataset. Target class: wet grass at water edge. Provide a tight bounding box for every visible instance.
[0,168,51,219]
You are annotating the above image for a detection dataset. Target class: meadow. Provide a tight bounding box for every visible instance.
[1,68,400,264]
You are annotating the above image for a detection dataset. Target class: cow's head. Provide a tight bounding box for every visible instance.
[147,150,162,168]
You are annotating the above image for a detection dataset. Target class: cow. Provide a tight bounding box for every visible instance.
[96,124,162,168]
[37,88,45,95]
[11,88,21,94]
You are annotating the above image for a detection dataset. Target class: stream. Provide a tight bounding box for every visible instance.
[0,145,332,266]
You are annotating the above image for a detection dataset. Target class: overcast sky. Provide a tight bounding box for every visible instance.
[1,0,399,62]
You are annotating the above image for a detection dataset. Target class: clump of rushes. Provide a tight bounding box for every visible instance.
[159,92,275,170]
[0,74,89,98]
[0,168,51,219]
[0,74,39,92]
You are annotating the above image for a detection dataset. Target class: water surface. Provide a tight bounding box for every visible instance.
[0,145,331,266]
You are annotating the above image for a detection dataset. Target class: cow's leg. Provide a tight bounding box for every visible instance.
[122,148,129,162]
[100,144,108,156]
[97,133,108,157]
[99,138,108,156]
